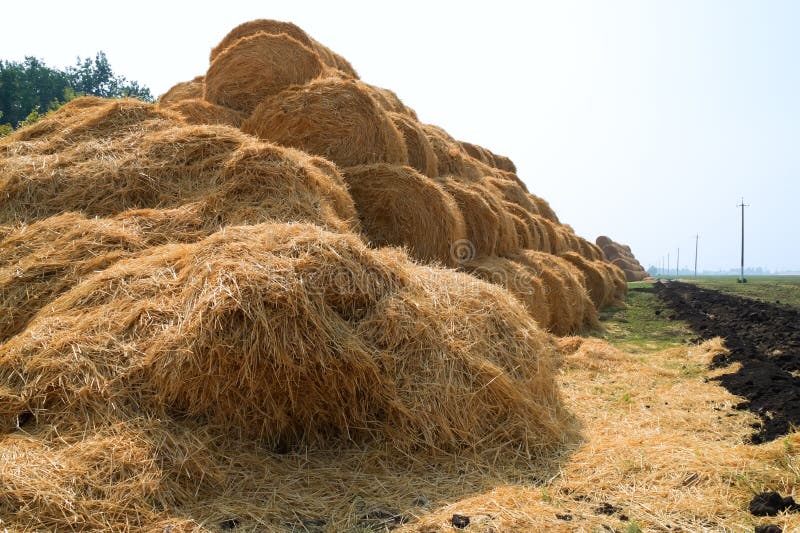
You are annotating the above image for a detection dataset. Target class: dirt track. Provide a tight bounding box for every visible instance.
[654,280,800,442]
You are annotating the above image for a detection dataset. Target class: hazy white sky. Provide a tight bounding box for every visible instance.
[5,1,799,271]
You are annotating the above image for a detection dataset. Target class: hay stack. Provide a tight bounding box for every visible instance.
[243,78,408,167]
[204,32,324,114]
[163,98,244,127]
[463,256,551,329]
[388,112,438,177]
[209,19,358,78]
[529,194,560,223]
[158,75,205,105]
[341,164,466,266]
[0,98,357,234]
[596,235,648,281]
[434,176,520,258]
[516,251,598,335]
[0,222,568,452]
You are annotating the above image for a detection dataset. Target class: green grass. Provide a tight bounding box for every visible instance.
[682,275,800,309]
[595,281,692,353]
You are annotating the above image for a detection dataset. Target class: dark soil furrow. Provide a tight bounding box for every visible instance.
[654,280,800,442]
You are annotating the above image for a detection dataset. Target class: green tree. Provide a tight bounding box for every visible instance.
[0,52,152,130]
[66,52,152,100]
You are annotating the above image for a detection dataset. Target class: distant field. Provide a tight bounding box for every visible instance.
[672,275,800,308]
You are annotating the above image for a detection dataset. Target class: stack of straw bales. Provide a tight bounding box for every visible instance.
[596,235,649,281]
[0,19,628,528]
[152,18,625,333]
[0,81,573,531]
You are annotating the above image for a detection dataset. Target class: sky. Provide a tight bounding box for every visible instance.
[4,1,799,271]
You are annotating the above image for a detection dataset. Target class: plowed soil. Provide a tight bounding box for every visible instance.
[654,280,800,442]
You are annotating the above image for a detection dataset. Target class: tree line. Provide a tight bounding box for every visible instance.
[0,52,152,134]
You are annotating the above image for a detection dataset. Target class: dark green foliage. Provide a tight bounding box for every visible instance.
[0,52,152,129]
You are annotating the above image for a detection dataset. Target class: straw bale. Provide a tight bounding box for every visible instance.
[163,98,244,128]
[493,152,517,173]
[463,256,551,329]
[516,250,598,335]
[1,96,181,154]
[457,141,518,173]
[243,78,407,167]
[529,193,560,223]
[596,235,613,249]
[0,222,568,453]
[558,251,616,309]
[422,124,495,181]
[502,201,544,251]
[486,175,536,212]
[597,260,628,301]
[342,164,466,266]
[388,112,438,177]
[531,215,562,254]
[459,141,496,167]
[434,176,520,258]
[0,100,357,233]
[157,76,204,105]
[204,32,324,114]
[209,19,359,78]
[365,84,417,119]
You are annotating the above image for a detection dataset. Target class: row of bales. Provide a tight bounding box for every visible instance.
[0,20,626,530]
[596,235,649,281]
[160,19,628,335]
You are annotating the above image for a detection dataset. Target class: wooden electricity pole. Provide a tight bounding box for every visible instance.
[738,198,748,283]
[694,234,699,278]
[676,248,680,278]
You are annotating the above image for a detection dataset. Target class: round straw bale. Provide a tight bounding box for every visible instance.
[516,250,598,335]
[502,201,543,250]
[492,152,517,173]
[341,164,466,266]
[210,19,316,61]
[575,237,603,261]
[531,215,562,254]
[486,176,537,212]
[558,252,615,309]
[463,256,551,328]
[164,98,244,128]
[388,112,438,177]
[242,78,408,168]
[158,76,204,105]
[529,194,560,223]
[596,235,614,249]
[596,260,628,302]
[434,176,520,259]
[209,19,359,78]
[204,32,324,114]
[422,125,494,181]
[601,244,622,262]
[365,84,417,119]
[459,141,496,167]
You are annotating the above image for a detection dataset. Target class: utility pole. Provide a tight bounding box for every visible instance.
[694,234,699,278]
[738,198,748,283]
[667,253,670,279]
[676,248,680,278]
